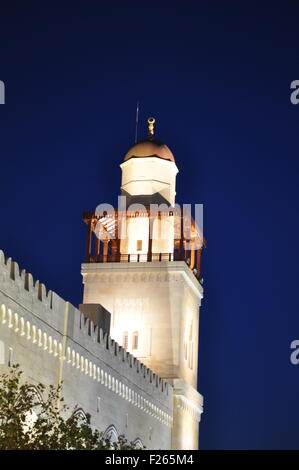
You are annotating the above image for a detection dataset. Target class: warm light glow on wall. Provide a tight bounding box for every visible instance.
[120,217,149,255]
[152,216,174,254]
[120,157,178,206]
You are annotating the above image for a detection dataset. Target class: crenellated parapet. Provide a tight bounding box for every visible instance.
[71,308,171,397]
[0,250,64,332]
[0,249,172,422]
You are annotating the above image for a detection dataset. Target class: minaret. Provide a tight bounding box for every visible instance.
[81,119,205,449]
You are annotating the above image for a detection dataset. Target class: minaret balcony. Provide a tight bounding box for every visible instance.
[83,210,205,280]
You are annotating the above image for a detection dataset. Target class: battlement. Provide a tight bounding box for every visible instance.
[0,249,171,401]
[0,250,53,304]
[72,310,171,397]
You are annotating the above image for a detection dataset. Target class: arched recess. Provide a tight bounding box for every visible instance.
[25,385,43,402]
[72,408,88,425]
[104,424,118,443]
[133,438,144,449]
[22,385,43,433]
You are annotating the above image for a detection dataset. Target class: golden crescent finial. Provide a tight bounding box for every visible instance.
[148,117,155,136]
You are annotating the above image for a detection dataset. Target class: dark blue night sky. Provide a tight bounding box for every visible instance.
[1,2,299,449]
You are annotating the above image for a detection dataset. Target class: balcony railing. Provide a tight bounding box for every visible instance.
[82,209,204,280]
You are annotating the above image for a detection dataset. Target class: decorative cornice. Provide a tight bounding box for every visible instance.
[174,394,203,422]
[81,261,203,300]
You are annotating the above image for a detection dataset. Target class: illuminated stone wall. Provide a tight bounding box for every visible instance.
[0,250,172,449]
[82,260,204,449]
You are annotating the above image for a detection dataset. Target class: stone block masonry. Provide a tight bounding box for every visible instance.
[0,249,173,449]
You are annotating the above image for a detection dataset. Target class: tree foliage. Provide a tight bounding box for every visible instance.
[0,365,139,450]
